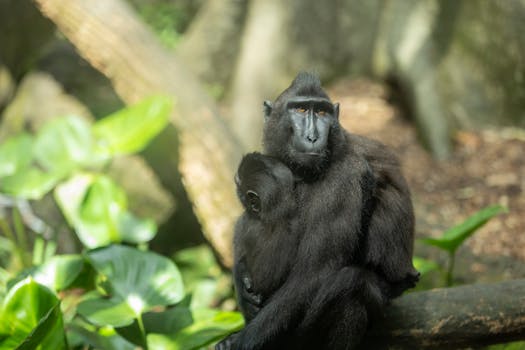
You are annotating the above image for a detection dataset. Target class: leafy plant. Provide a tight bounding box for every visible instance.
[0,278,67,350]
[416,204,507,287]
[0,97,242,349]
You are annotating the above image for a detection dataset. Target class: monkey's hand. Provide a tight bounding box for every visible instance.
[238,275,263,320]
[215,332,239,350]
[242,276,263,306]
[389,269,421,298]
[235,259,263,321]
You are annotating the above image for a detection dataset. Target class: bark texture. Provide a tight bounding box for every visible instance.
[364,279,525,349]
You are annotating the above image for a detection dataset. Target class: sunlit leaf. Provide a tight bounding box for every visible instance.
[412,256,440,276]
[0,168,63,200]
[33,115,96,173]
[8,255,84,292]
[77,297,137,328]
[54,174,112,248]
[420,205,507,253]
[77,245,184,327]
[0,278,66,350]
[0,133,33,178]
[147,309,244,350]
[78,175,126,244]
[54,174,155,248]
[117,211,156,244]
[93,96,172,157]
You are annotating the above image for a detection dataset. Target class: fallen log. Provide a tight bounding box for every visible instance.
[365,279,525,349]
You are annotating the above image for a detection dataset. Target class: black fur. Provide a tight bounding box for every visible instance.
[217,72,418,350]
[232,153,298,322]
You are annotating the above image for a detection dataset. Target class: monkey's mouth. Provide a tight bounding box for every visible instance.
[295,149,325,156]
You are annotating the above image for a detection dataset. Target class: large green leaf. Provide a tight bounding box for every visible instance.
[77,245,184,327]
[8,255,84,292]
[147,309,244,350]
[142,305,193,335]
[93,96,172,157]
[420,205,507,253]
[116,210,157,244]
[0,168,63,200]
[0,278,66,350]
[54,174,156,248]
[77,296,137,328]
[68,323,137,350]
[54,174,111,248]
[0,116,97,200]
[33,115,96,173]
[0,134,33,178]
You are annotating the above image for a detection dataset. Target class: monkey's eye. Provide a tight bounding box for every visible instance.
[316,109,327,116]
[295,107,307,114]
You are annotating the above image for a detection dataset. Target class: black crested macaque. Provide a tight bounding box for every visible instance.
[232,153,298,322]
[217,72,419,350]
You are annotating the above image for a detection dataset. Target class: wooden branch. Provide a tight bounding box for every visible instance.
[177,0,248,88]
[33,0,243,266]
[364,279,525,349]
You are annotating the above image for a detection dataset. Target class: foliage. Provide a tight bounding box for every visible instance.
[414,204,507,287]
[135,2,185,49]
[0,97,242,349]
[488,341,525,350]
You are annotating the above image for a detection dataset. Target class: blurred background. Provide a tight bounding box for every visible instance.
[0,0,524,348]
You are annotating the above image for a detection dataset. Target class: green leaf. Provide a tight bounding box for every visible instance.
[142,305,194,335]
[117,211,156,244]
[0,133,33,178]
[77,245,184,327]
[0,278,66,350]
[147,309,244,350]
[54,174,156,248]
[78,175,127,243]
[55,174,112,248]
[33,115,96,173]
[68,323,137,350]
[8,255,84,292]
[0,168,63,200]
[115,320,147,348]
[93,96,172,157]
[420,205,507,253]
[77,297,137,328]
[412,256,440,276]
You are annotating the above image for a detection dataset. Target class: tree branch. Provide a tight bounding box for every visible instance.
[365,279,525,349]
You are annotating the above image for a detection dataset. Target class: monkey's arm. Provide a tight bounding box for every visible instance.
[232,257,262,322]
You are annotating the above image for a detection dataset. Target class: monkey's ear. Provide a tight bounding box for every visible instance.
[333,102,340,121]
[263,100,273,120]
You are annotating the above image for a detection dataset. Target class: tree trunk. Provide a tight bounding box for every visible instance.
[365,279,525,349]
[228,0,294,150]
[176,0,248,91]
[33,0,242,266]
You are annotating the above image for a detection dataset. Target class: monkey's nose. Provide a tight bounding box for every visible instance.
[306,135,318,143]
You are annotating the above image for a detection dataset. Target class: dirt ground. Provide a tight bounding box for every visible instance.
[330,78,525,285]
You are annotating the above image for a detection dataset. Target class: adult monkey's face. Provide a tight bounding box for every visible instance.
[285,96,338,156]
[262,73,341,176]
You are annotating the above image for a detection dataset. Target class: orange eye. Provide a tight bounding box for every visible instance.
[317,110,326,116]
[295,107,307,113]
